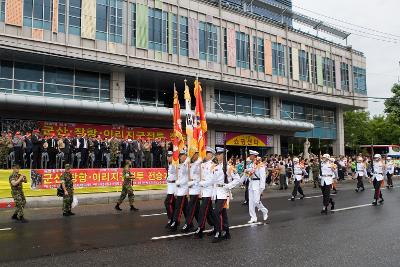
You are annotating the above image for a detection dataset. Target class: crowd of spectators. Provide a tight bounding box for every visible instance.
[0,131,172,169]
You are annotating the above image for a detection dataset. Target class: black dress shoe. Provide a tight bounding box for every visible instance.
[181,224,193,233]
[300,195,305,200]
[290,197,295,201]
[63,213,70,217]
[130,205,139,211]
[169,223,178,232]
[115,204,122,211]
[68,212,76,216]
[193,229,203,239]
[19,217,29,223]
[355,188,359,192]
[320,208,328,215]
[361,188,365,191]
[241,201,248,206]
[212,235,222,243]
[331,201,335,210]
[372,200,377,206]
[379,198,384,204]
[11,214,18,220]
[207,230,216,236]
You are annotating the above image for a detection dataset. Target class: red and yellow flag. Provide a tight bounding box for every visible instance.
[172,85,184,166]
[194,78,207,159]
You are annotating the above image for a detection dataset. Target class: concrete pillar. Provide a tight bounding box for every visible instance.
[273,134,281,155]
[270,95,280,119]
[333,105,345,156]
[204,82,215,113]
[208,128,216,147]
[110,72,125,104]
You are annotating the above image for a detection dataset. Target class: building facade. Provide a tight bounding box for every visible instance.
[0,0,367,156]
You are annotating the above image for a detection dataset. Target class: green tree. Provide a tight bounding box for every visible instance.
[384,83,400,125]
[344,110,370,153]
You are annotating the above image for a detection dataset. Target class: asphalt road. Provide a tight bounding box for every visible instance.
[1,181,400,267]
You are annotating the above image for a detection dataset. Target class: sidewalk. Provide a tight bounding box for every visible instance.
[1,176,397,209]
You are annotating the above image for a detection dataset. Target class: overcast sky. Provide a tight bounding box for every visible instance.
[292,0,400,116]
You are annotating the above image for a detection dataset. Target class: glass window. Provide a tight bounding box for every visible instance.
[272,42,286,76]
[0,61,13,79]
[299,50,309,82]
[179,16,188,56]
[223,28,227,65]
[58,0,66,33]
[288,47,292,79]
[148,8,168,52]
[23,0,52,30]
[139,88,157,106]
[44,66,74,85]
[253,37,264,72]
[131,3,135,46]
[172,14,177,54]
[353,66,367,94]
[217,90,235,114]
[69,0,81,35]
[310,53,317,84]
[252,97,268,117]
[0,0,5,21]
[323,57,336,88]
[199,22,218,62]
[340,62,349,91]
[96,0,123,43]
[100,74,110,89]
[75,70,99,88]
[14,62,43,82]
[236,31,250,69]
[236,93,251,115]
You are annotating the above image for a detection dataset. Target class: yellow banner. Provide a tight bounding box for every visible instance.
[0,170,166,199]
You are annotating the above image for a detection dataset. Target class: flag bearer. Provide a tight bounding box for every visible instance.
[164,151,176,228]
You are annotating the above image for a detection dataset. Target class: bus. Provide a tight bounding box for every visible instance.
[359,145,400,158]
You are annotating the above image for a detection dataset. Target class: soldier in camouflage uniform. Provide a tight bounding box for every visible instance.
[61,164,75,216]
[110,137,119,167]
[9,164,28,223]
[115,161,139,211]
[311,158,320,188]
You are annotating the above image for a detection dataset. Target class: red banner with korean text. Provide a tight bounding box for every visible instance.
[39,121,174,140]
[30,168,167,189]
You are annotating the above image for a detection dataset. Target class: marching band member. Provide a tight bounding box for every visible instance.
[170,150,189,231]
[330,157,338,194]
[355,156,366,192]
[371,154,384,205]
[246,152,268,223]
[211,147,231,243]
[164,151,176,228]
[290,157,307,201]
[320,154,335,214]
[182,149,201,233]
[386,157,395,189]
[194,147,216,239]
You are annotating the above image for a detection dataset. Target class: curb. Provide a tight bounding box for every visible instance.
[1,176,398,209]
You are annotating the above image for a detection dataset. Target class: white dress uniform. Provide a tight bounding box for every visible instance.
[291,163,306,200]
[170,158,189,228]
[167,163,177,195]
[200,160,215,198]
[165,163,177,224]
[372,160,384,203]
[182,158,202,230]
[189,159,202,195]
[386,161,395,188]
[320,161,335,212]
[176,158,189,196]
[355,162,366,191]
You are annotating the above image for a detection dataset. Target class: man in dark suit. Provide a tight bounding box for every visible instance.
[31,130,41,169]
[47,134,58,169]
[93,136,102,168]
[121,139,130,163]
[79,134,89,168]
[24,133,33,169]
[63,134,72,165]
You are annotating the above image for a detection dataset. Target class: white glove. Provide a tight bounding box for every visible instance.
[188,181,194,187]
[175,180,181,186]
[199,181,206,187]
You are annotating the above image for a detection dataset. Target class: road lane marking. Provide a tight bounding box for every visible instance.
[288,195,323,201]
[333,203,373,212]
[141,212,167,217]
[0,228,12,231]
[151,222,263,240]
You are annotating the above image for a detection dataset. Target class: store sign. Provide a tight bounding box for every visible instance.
[216,132,273,147]
[39,121,174,140]
[30,168,167,189]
